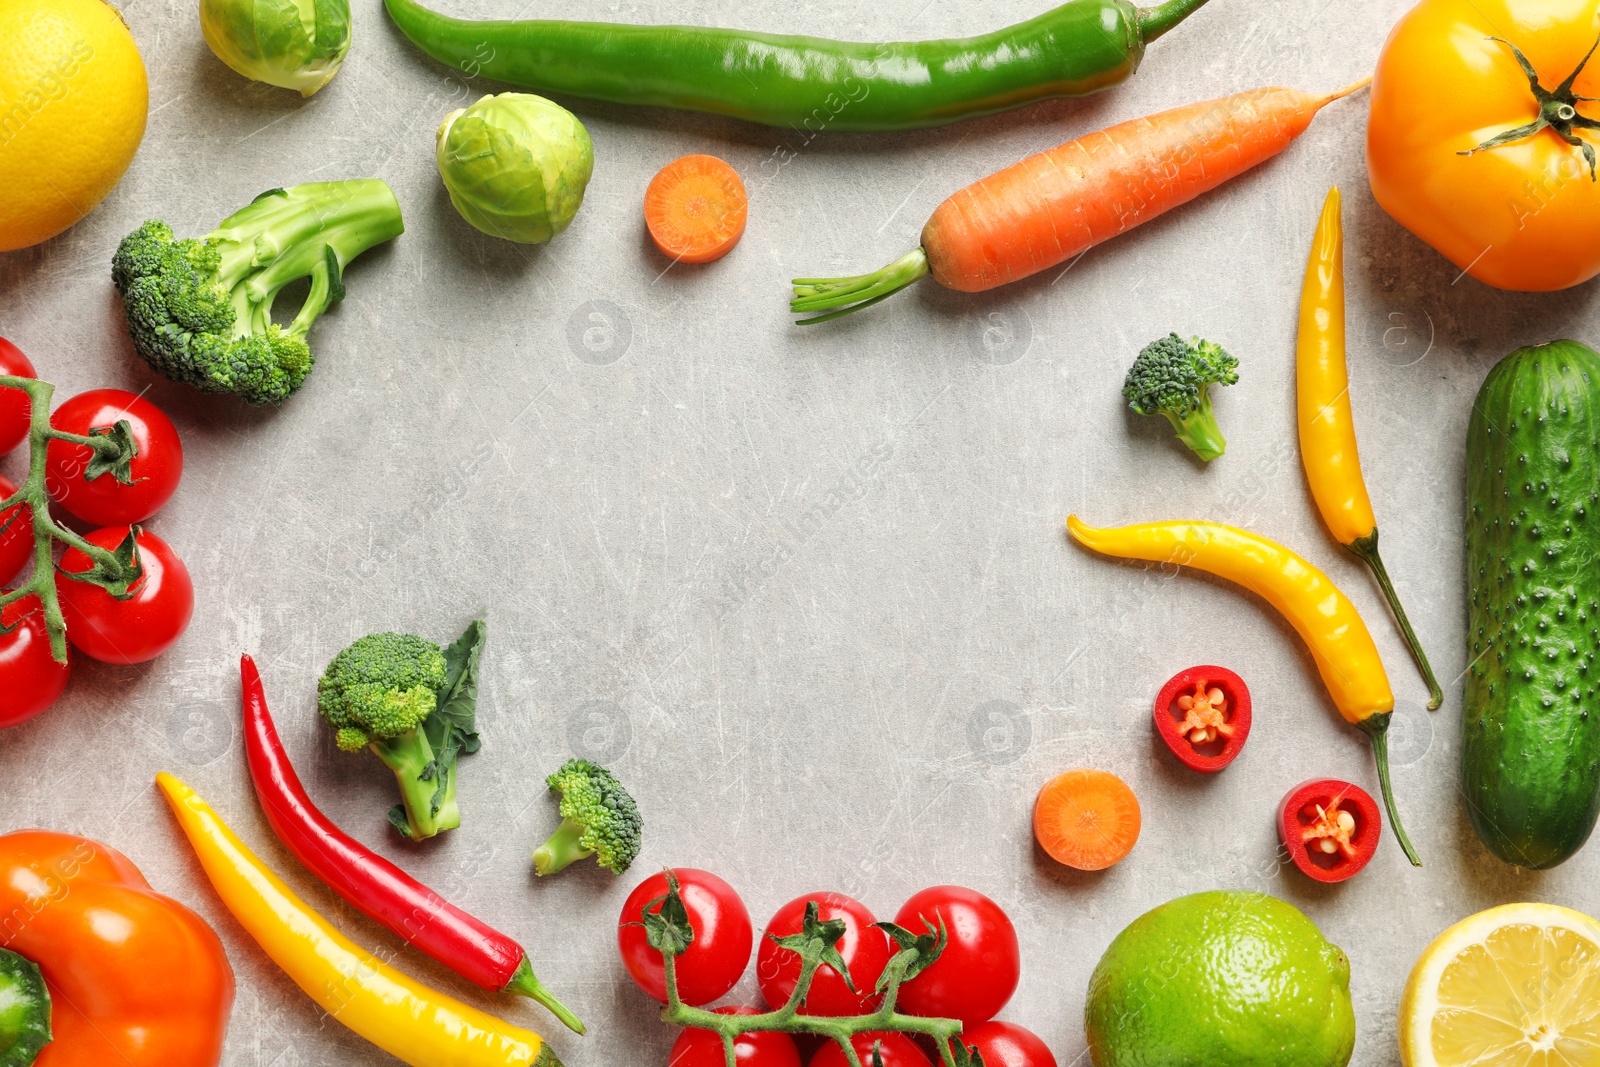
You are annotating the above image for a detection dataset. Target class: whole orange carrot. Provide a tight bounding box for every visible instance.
[791,79,1369,323]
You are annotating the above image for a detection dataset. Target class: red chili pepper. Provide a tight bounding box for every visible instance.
[1153,666,1252,773]
[1278,779,1381,884]
[239,654,585,1033]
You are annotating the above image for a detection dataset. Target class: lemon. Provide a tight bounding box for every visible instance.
[0,0,148,252]
[1400,902,1600,1066]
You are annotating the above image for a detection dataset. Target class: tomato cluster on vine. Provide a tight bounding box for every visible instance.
[617,869,1055,1067]
[0,338,193,728]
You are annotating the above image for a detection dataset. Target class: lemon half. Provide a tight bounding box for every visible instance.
[1400,902,1600,1066]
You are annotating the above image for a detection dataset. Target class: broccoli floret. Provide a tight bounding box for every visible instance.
[318,632,456,840]
[1122,333,1240,462]
[533,758,642,876]
[112,181,404,404]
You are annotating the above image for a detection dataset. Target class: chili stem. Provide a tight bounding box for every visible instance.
[1136,0,1213,44]
[1348,531,1443,710]
[1360,715,1422,867]
[0,376,143,663]
[503,958,586,1035]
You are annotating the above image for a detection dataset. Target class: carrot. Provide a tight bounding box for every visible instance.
[1033,769,1142,871]
[645,154,749,264]
[791,78,1371,323]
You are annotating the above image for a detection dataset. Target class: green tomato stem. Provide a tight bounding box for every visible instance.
[44,424,136,472]
[658,929,962,1067]
[0,376,145,664]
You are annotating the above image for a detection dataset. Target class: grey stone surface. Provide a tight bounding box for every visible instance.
[3,0,1599,1064]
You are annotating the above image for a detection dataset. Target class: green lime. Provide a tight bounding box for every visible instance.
[1084,890,1354,1067]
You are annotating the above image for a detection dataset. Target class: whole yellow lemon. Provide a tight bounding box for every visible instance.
[0,0,149,252]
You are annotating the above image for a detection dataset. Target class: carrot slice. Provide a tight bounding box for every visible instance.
[1033,769,1141,871]
[643,154,748,264]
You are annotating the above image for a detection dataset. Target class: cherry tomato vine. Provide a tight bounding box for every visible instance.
[636,871,985,1067]
[0,375,147,663]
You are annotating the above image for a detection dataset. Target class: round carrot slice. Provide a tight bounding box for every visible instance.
[1033,769,1141,871]
[643,154,748,264]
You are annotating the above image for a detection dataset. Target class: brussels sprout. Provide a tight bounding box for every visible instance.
[436,94,595,245]
[199,0,352,97]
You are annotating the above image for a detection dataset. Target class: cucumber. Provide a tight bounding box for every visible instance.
[1465,339,1600,870]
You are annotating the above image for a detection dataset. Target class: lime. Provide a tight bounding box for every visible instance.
[1085,890,1355,1067]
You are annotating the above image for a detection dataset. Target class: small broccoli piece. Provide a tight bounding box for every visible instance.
[1122,333,1241,461]
[533,758,642,876]
[112,181,404,404]
[318,632,456,840]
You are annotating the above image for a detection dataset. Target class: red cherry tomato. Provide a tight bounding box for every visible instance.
[56,527,194,665]
[669,1006,803,1067]
[1153,666,1252,773]
[0,596,70,728]
[893,887,1019,1026]
[0,474,32,586]
[960,1021,1057,1067]
[46,389,184,525]
[0,338,36,456]
[619,869,753,1006]
[809,1033,931,1067]
[758,893,891,1016]
[1278,779,1382,884]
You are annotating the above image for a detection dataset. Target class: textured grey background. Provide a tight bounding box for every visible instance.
[3,0,1599,1064]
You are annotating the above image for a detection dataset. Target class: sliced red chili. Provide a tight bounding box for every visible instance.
[1153,666,1251,773]
[1278,779,1382,884]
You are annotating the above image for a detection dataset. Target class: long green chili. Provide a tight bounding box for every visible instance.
[385,0,1213,133]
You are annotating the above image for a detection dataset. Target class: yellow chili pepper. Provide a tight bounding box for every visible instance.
[1298,185,1442,710]
[155,773,562,1067]
[1066,516,1421,866]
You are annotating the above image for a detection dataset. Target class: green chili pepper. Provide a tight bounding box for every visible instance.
[384,0,1213,133]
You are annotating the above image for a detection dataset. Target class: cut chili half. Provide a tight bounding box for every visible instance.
[1278,779,1382,884]
[1153,665,1251,773]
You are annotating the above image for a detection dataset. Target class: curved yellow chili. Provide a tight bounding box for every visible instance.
[1297,185,1441,709]
[156,773,561,1067]
[1066,516,1420,866]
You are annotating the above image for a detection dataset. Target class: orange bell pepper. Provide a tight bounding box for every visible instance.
[0,830,234,1067]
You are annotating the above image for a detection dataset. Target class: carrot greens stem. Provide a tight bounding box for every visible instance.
[791,248,929,324]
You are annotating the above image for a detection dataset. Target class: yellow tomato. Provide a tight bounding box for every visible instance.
[1367,0,1600,292]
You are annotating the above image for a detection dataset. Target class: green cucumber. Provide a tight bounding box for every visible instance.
[1465,339,1600,870]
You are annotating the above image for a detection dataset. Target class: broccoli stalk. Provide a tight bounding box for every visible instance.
[533,759,642,876]
[318,623,485,841]
[534,817,594,874]
[1122,333,1240,462]
[371,727,457,841]
[112,181,404,405]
